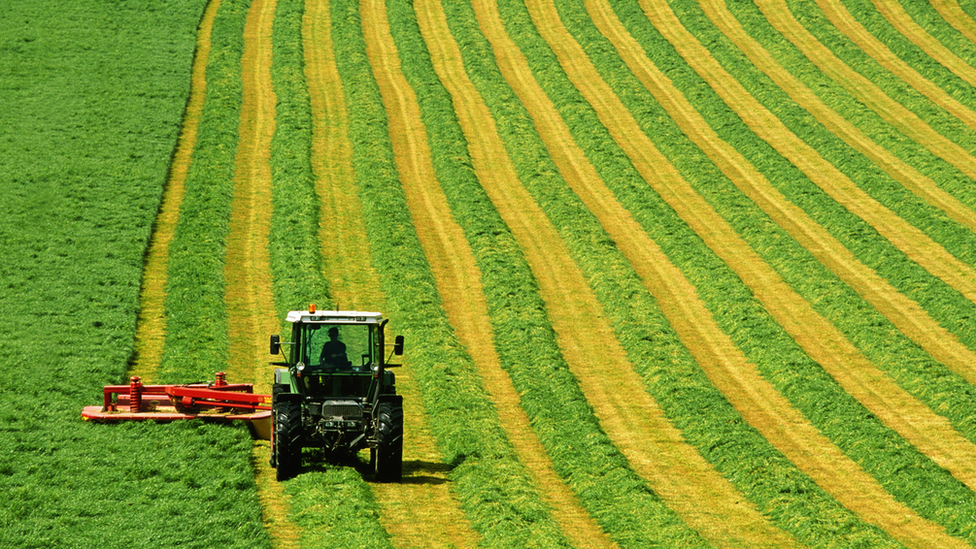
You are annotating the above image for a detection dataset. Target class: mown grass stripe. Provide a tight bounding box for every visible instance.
[264,0,394,546]
[584,0,976,541]
[477,0,803,546]
[133,0,221,382]
[395,0,704,545]
[331,0,575,545]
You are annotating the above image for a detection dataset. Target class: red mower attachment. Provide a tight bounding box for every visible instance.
[82,372,272,440]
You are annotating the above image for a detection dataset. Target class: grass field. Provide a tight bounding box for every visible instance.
[6,0,976,547]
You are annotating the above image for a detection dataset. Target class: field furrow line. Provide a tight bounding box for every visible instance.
[357,2,482,546]
[605,0,976,498]
[820,0,976,125]
[219,0,299,547]
[676,0,976,383]
[422,0,798,545]
[932,0,976,44]
[699,0,976,240]
[868,0,976,91]
[133,0,221,381]
[477,1,808,546]
[637,0,976,319]
[757,0,976,181]
[533,1,972,545]
[304,0,385,310]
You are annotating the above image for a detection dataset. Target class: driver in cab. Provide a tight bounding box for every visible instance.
[319,327,350,368]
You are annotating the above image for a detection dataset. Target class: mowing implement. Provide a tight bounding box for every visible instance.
[82,371,273,439]
[82,305,405,483]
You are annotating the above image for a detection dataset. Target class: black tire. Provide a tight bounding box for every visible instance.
[269,384,289,468]
[274,396,302,481]
[373,400,403,482]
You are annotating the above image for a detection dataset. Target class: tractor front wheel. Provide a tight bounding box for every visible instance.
[274,397,301,481]
[373,401,403,482]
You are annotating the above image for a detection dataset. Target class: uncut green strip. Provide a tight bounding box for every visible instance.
[656,0,976,436]
[160,0,250,383]
[837,0,976,102]
[268,0,330,318]
[657,0,976,444]
[0,0,271,547]
[675,0,976,348]
[389,0,708,546]
[786,0,976,153]
[332,0,572,546]
[269,0,392,545]
[492,0,907,546]
[896,0,976,67]
[578,0,976,540]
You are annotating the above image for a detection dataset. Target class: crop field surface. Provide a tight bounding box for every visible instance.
[8,0,976,547]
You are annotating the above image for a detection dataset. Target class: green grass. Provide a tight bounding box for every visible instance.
[159,0,249,383]
[267,0,392,543]
[0,0,271,547]
[443,0,900,545]
[587,0,976,540]
[268,0,330,318]
[331,0,575,545]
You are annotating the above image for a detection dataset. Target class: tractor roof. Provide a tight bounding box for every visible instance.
[286,308,384,324]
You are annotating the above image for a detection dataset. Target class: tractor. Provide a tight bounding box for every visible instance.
[269,305,404,482]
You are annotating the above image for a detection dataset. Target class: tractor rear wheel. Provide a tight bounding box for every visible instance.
[373,401,403,482]
[274,397,301,481]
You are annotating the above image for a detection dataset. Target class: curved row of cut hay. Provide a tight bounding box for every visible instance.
[327,0,579,545]
[116,0,976,546]
[0,0,279,546]
[499,0,973,545]
[588,0,976,542]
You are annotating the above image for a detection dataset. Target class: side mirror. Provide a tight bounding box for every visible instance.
[270,335,281,355]
[393,335,404,356]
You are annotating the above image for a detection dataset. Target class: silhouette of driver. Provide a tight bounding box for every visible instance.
[319,327,349,368]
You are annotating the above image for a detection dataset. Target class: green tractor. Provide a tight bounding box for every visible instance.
[269,306,404,482]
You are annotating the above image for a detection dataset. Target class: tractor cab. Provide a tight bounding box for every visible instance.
[268,305,405,482]
[270,307,402,400]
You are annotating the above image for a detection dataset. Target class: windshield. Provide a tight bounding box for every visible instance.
[299,323,376,371]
